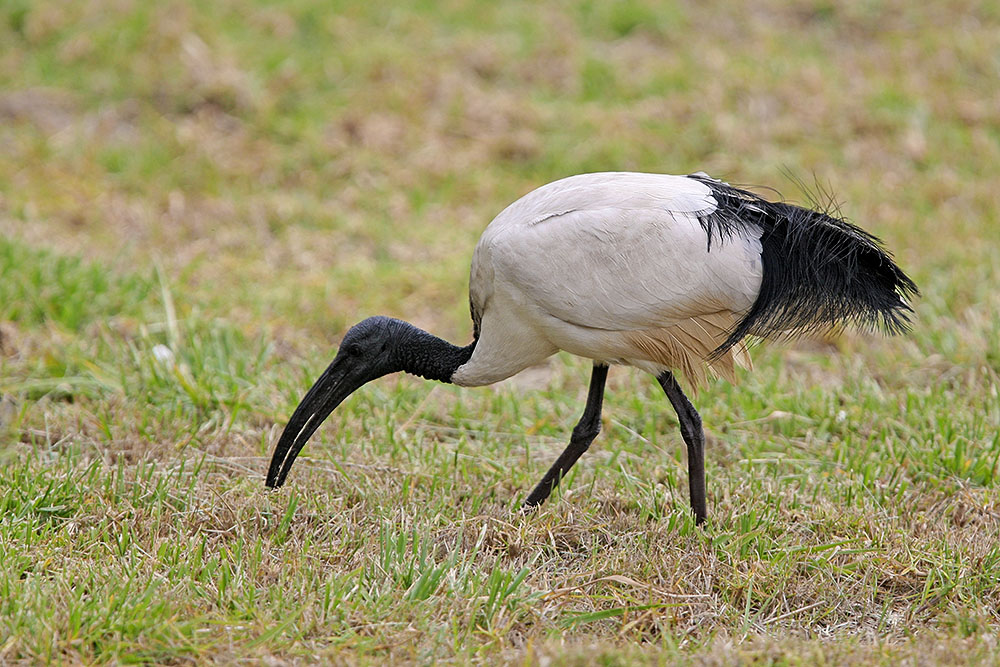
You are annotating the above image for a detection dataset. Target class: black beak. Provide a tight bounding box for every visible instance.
[266,356,369,489]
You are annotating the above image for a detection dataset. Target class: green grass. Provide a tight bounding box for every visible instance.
[2,0,1000,663]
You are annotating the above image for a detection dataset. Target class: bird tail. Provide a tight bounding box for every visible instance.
[689,175,919,355]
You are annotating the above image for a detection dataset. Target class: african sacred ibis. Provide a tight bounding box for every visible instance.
[266,172,917,524]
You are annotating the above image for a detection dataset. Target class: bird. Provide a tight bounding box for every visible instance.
[265,172,917,524]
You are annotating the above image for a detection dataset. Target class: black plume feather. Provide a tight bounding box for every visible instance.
[687,174,919,356]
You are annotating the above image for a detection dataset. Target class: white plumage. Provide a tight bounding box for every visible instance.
[455,173,762,387]
[267,171,917,525]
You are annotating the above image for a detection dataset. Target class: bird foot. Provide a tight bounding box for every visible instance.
[519,500,542,515]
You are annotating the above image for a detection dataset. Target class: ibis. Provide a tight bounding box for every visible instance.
[266,172,917,524]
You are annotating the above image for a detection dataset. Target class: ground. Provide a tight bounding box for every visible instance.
[1,0,999,663]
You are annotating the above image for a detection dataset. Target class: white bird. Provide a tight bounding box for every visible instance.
[266,172,917,524]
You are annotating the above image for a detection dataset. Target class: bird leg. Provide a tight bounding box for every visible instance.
[523,364,609,508]
[657,371,707,525]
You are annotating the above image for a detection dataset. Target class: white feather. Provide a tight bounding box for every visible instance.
[453,172,764,387]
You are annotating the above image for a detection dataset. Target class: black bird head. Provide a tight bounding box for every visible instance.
[265,316,404,489]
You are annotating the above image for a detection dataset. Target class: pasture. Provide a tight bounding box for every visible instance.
[1,1,998,663]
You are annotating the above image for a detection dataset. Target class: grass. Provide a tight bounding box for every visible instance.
[2,0,999,663]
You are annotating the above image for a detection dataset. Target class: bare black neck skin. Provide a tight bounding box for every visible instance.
[388,319,477,383]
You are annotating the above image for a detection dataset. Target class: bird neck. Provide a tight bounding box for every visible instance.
[392,321,477,384]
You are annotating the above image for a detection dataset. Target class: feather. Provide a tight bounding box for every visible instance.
[687,174,919,355]
[624,311,751,389]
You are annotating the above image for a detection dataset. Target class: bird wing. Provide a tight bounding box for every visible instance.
[475,173,764,333]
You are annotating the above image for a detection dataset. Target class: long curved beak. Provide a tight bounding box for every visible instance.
[266,356,369,489]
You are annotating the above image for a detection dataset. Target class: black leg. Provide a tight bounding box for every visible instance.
[657,371,707,525]
[523,364,609,508]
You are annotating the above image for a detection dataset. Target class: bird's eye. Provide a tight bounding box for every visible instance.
[343,343,362,358]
